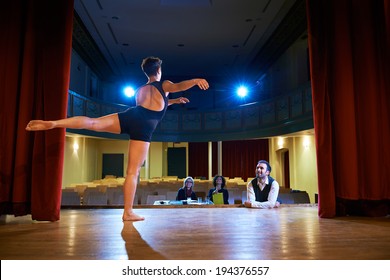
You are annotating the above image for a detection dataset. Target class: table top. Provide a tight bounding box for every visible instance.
[153,200,212,206]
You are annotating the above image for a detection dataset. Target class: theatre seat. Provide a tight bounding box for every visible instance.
[75,184,88,196]
[146,195,167,205]
[61,191,81,206]
[291,192,310,204]
[83,189,108,205]
[195,191,206,200]
[242,191,247,203]
[277,191,310,204]
[228,188,243,204]
[166,191,178,201]
[107,187,125,205]
[277,193,295,204]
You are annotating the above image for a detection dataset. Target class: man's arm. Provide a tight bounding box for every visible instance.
[244,181,256,207]
[162,79,209,93]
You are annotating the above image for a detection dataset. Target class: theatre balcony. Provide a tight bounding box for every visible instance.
[66,81,313,142]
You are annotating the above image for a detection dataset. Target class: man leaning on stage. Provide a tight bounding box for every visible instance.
[244,160,280,209]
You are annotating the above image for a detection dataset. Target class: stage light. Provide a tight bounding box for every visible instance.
[236,86,248,98]
[123,86,135,98]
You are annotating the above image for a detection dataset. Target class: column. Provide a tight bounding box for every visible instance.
[218,141,222,175]
[208,142,212,180]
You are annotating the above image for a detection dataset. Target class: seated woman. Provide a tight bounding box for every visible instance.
[176,176,197,200]
[207,175,229,204]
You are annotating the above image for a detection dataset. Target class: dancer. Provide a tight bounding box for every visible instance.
[26,56,209,221]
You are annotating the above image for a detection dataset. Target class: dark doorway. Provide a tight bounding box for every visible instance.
[168,147,186,179]
[102,153,124,178]
[283,151,290,188]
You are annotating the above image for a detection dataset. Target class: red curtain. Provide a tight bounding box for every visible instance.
[306,0,390,217]
[0,1,74,221]
[188,142,225,179]
[188,142,213,179]
[222,139,269,181]
[188,140,268,181]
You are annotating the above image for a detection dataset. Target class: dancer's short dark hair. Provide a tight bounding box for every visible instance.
[141,56,162,76]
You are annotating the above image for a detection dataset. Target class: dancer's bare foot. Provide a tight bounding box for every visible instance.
[122,211,145,222]
[26,120,55,131]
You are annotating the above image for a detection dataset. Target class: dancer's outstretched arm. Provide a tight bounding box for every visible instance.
[168,97,190,106]
[163,78,209,93]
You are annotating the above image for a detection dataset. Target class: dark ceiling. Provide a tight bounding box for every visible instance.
[72,0,307,106]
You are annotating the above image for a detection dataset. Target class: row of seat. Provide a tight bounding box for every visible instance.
[61,183,310,206]
[69,177,249,190]
[61,186,125,206]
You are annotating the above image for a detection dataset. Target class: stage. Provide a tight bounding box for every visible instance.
[0,205,389,260]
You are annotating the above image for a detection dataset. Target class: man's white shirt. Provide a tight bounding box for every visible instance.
[246,177,279,208]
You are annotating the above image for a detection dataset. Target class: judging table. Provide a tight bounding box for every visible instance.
[148,199,246,208]
[153,199,212,206]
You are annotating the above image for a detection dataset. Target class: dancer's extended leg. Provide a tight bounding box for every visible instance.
[26,114,121,134]
[122,139,150,222]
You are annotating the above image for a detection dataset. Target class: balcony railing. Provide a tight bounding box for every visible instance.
[67,82,313,142]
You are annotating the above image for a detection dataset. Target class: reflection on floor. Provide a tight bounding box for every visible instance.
[0,206,389,260]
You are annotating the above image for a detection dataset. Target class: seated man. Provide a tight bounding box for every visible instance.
[244,160,280,209]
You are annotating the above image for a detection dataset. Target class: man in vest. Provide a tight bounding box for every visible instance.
[244,160,280,208]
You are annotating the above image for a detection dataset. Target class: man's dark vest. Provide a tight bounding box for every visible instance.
[250,176,275,202]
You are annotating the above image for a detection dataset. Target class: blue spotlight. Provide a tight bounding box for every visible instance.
[237,86,248,98]
[123,86,135,98]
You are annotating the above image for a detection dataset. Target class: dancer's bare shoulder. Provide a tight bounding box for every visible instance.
[136,84,165,111]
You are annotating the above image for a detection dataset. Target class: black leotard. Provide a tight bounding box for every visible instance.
[118,81,168,142]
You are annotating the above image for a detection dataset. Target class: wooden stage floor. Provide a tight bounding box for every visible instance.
[0,205,389,260]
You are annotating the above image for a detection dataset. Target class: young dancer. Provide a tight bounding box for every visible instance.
[26,56,209,221]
